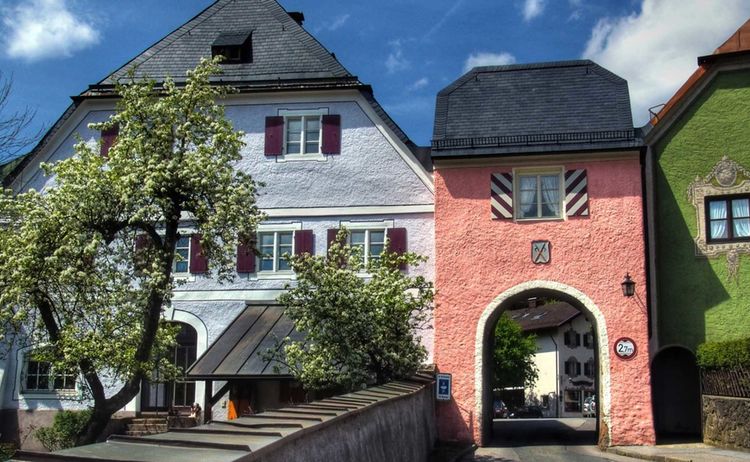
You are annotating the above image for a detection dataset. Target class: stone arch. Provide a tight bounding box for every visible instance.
[651,344,701,440]
[474,280,611,445]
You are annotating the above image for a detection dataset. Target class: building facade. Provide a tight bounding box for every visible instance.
[645,20,750,439]
[0,0,434,449]
[431,61,655,446]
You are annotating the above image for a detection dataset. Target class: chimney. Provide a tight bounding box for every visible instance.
[288,12,305,25]
[527,297,538,309]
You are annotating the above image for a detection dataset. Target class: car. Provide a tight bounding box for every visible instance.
[508,405,544,418]
[583,396,596,417]
[493,399,509,418]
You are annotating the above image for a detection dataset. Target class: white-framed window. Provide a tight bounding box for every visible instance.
[515,168,563,220]
[350,229,386,265]
[258,231,294,272]
[279,108,328,161]
[340,220,394,267]
[173,235,191,274]
[22,357,77,395]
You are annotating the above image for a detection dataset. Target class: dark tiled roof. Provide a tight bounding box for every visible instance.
[187,304,300,379]
[507,302,581,332]
[98,0,352,85]
[432,60,638,157]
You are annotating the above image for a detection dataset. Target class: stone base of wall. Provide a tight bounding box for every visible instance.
[703,395,750,451]
[0,409,133,451]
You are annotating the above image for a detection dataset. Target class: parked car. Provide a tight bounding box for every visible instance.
[509,405,543,418]
[493,399,509,418]
[583,396,596,417]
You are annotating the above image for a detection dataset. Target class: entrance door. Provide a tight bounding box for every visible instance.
[141,322,197,412]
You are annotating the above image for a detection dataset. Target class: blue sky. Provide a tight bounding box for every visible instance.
[0,0,749,164]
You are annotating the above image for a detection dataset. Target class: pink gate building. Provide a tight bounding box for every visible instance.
[430,60,655,447]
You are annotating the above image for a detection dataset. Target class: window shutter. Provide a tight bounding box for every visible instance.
[190,234,208,273]
[327,229,339,249]
[576,362,581,376]
[386,227,407,270]
[564,331,570,346]
[564,362,570,375]
[491,173,513,219]
[100,125,119,157]
[264,116,284,156]
[576,333,581,348]
[294,229,314,255]
[583,333,589,348]
[236,242,255,273]
[135,234,150,250]
[565,169,589,217]
[321,115,341,154]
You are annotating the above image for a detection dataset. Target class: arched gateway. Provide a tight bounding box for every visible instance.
[475,281,611,444]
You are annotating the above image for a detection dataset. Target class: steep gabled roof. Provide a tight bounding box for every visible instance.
[650,19,750,129]
[432,60,639,158]
[98,0,352,85]
[508,302,581,332]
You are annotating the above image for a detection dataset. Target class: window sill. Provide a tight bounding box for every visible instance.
[173,273,197,282]
[21,390,81,400]
[254,272,296,280]
[515,216,565,223]
[277,153,328,162]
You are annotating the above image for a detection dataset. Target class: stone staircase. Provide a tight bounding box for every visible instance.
[124,415,197,436]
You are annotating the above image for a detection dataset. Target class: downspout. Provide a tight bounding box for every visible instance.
[550,333,559,418]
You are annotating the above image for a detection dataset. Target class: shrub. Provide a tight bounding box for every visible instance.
[36,410,92,451]
[697,338,750,369]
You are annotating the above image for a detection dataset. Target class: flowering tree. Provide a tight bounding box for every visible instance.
[0,58,263,445]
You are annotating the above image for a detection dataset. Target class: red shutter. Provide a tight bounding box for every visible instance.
[321,115,341,154]
[190,234,208,273]
[387,227,407,270]
[264,116,284,156]
[236,241,255,273]
[327,229,339,249]
[100,125,119,157]
[294,230,313,255]
[135,234,150,250]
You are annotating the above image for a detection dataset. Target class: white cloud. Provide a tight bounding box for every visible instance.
[385,40,410,74]
[316,13,350,33]
[582,0,750,125]
[522,0,546,22]
[3,0,100,61]
[463,52,516,72]
[408,77,429,91]
[424,0,466,40]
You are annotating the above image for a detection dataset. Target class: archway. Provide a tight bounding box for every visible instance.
[141,322,198,413]
[651,346,701,441]
[475,280,611,446]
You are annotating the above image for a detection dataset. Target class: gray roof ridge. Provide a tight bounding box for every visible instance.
[97,0,235,85]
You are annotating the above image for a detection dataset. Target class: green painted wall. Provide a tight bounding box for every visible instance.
[654,69,750,352]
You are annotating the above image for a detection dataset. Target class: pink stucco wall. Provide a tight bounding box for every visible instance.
[433,156,655,447]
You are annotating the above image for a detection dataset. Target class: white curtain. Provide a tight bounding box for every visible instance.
[541,175,560,216]
[709,201,727,239]
[519,177,537,217]
[733,199,750,237]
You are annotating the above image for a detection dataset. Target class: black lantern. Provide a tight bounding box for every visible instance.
[621,273,635,297]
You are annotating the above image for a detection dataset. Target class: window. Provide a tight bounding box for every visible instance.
[584,358,595,378]
[349,229,386,265]
[583,332,594,349]
[259,231,294,272]
[706,195,750,243]
[564,329,581,348]
[173,236,190,274]
[564,357,581,377]
[517,171,562,219]
[24,358,76,393]
[285,115,321,155]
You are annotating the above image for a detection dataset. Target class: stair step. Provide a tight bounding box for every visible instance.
[130,418,168,425]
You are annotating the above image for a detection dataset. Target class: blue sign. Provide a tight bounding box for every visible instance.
[436,373,452,401]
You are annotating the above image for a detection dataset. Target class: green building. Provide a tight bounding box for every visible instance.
[645,20,750,441]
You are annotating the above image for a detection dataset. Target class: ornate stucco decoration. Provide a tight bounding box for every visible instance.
[688,156,750,279]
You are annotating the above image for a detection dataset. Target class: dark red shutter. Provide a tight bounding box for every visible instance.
[100,125,119,157]
[327,229,339,249]
[236,242,255,273]
[190,234,208,273]
[321,115,341,154]
[387,227,407,270]
[264,116,284,156]
[294,230,313,255]
[135,234,150,250]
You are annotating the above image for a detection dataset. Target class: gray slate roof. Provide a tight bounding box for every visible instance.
[432,60,640,157]
[99,0,352,84]
[507,302,581,332]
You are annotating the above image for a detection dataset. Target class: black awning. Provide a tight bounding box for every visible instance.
[187,304,301,380]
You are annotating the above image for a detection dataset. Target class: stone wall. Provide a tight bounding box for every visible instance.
[703,395,750,450]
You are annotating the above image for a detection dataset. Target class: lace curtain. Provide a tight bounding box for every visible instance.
[732,199,750,238]
[709,201,727,239]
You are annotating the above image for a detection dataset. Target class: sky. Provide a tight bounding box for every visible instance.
[0,0,748,165]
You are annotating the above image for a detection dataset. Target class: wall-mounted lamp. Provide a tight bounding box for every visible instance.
[621,273,636,297]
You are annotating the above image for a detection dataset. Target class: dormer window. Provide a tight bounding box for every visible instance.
[211,30,252,64]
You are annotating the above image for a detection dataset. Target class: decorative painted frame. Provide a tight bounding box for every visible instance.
[688,156,750,258]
